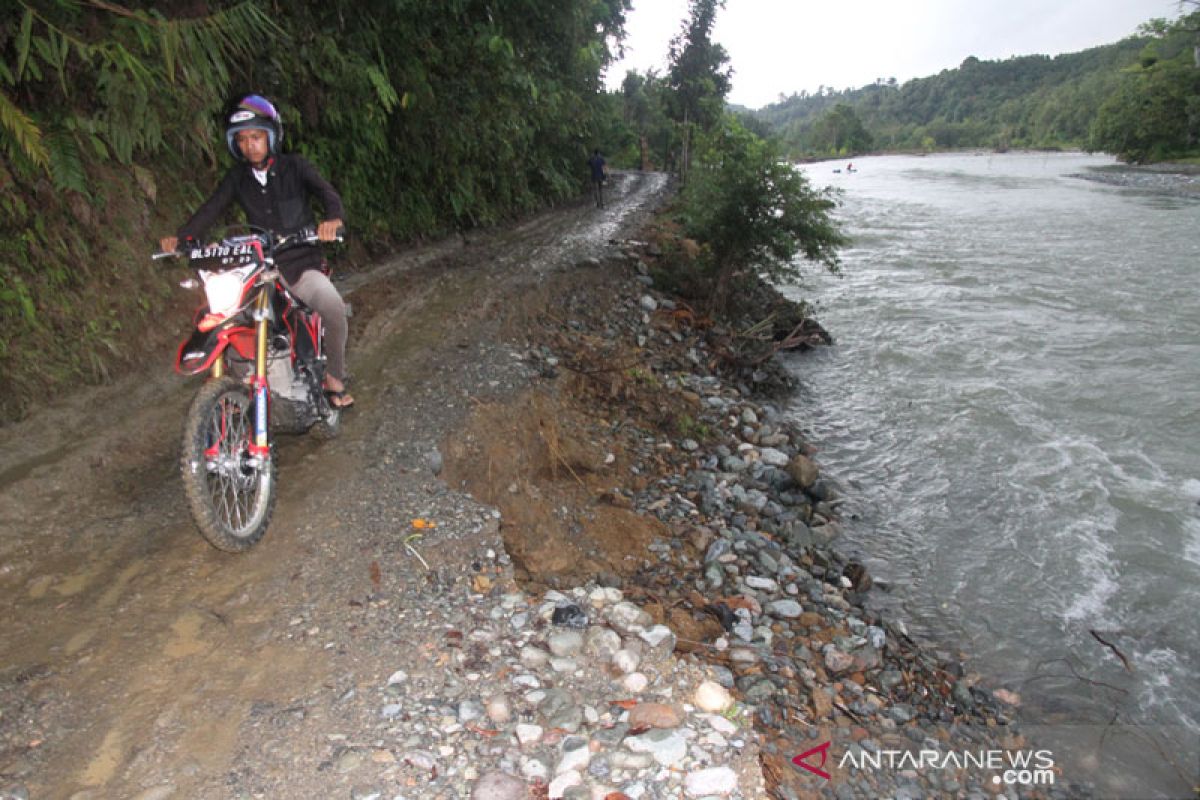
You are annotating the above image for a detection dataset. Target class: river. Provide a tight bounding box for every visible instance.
[785,152,1200,798]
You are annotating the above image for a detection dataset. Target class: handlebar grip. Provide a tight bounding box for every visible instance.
[302,226,345,244]
[152,251,180,261]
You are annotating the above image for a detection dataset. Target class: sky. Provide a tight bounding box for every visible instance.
[603,0,1178,109]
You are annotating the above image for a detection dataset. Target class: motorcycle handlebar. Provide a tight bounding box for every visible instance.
[151,226,344,261]
[283,225,346,247]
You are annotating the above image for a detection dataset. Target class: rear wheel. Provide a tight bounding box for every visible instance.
[180,377,276,552]
[312,407,341,440]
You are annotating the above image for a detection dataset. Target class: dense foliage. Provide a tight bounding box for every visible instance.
[1090,10,1200,163]
[0,0,629,419]
[754,36,1154,157]
[675,117,845,311]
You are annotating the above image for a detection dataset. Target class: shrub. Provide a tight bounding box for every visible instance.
[675,116,846,311]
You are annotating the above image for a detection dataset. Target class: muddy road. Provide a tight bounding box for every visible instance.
[0,172,671,800]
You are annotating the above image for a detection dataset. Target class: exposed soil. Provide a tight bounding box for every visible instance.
[0,172,688,799]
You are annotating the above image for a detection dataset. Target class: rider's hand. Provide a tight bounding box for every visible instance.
[317,219,343,242]
[160,235,179,253]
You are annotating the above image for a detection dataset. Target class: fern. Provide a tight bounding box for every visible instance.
[366,65,400,112]
[45,130,87,193]
[14,9,33,80]
[0,89,48,168]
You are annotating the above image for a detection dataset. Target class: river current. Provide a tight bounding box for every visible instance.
[784,152,1200,798]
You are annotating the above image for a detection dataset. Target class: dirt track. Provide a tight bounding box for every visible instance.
[0,172,675,799]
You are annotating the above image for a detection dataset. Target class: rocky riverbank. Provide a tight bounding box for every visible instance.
[1071,161,1200,198]
[434,219,1093,798]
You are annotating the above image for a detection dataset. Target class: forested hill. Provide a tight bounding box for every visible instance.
[754,36,1152,156]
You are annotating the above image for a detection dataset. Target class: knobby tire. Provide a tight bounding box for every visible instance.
[180,377,277,552]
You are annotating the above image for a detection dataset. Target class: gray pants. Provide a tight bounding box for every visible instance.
[284,269,348,381]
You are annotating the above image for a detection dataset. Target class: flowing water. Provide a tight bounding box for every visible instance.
[784,152,1200,798]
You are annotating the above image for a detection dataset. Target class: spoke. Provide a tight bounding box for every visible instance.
[193,387,274,539]
[229,402,248,531]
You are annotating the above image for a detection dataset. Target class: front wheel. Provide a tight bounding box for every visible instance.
[181,377,276,552]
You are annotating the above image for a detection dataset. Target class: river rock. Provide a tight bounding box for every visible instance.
[628,702,685,729]
[612,648,641,674]
[766,599,803,619]
[759,447,790,467]
[744,575,779,592]
[685,766,738,797]
[624,728,688,767]
[623,672,649,692]
[548,630,584,657]
[486,695,513,724]
[547,769,582,799]
[823,646,856,674]
[608,601,653,632]
[787,454,819,489]
[638,625,676,661]
[557,737,591,774]
[584,626,622,661]
[694,680,734,713]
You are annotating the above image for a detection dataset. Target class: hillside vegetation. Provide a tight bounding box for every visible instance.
[0,0,630,418]
[749,10,1200,164]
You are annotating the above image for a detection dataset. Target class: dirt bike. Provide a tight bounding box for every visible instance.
[154,225,344,552]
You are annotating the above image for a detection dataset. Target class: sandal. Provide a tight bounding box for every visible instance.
[324,389,355,409]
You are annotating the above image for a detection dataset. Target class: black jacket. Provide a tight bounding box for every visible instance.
[177,154,345,283]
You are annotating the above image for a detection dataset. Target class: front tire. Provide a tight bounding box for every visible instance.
[181,377,276,552]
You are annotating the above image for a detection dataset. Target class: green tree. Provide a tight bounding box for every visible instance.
[666,0,732,181]
[616,69,676,170]
[1090,61,1200,161]
[677,116,846,311]
[812,103,873,155]
[1089,9,1200,161]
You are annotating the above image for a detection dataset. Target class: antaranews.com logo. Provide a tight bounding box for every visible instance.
[793,741,1056,787]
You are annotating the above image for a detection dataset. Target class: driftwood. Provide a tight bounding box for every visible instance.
[1089,628,1134,673]
[706,315,832,372]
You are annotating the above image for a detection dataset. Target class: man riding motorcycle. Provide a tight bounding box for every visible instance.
[159,94,354,408]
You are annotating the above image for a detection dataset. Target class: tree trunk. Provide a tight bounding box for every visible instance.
[681,108,690,186]
[709,262,735,315]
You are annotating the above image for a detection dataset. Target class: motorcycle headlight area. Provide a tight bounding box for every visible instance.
[200,265,257,318]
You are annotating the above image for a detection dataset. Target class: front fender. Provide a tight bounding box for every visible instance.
[175,325,257,375]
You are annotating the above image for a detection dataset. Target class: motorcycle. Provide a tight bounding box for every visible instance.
[154,225,344,552]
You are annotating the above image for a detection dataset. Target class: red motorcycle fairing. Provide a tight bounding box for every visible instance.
[175,324,257,375]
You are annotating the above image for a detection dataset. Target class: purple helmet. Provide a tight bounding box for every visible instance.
[225,94,282,160]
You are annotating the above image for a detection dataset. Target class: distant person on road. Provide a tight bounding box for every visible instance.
[159,94,354,408]
[588,148,608,208]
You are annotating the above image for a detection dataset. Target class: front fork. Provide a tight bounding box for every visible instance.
[207,290,272,464]
[250,290,271,459]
